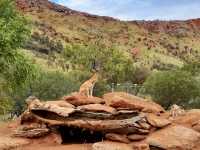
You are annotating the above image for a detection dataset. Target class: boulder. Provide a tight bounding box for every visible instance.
[92,141,133,150]
[173,109,200,127]
[146,113,171,128]
[105,133,130,143]
[0,136,30,150]
[29,99,76,117]
[103,92,164,114]
[45,100,75,108]
[146,125,200,150]
[77,104,117,114]
[13,124,50,138]
[192,121,200,132]
[63,92,105,106]
[129,141,150,150]
[128,134,147,141]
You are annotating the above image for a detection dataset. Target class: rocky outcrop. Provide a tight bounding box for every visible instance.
[92,141,133,150]
[15,0,116,21]
[146,125,200,150]
[10,92,200,149]
[0,137,30,150]
[103,92,165,114]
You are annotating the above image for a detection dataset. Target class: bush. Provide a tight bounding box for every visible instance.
[62,43,135,84]
[142,70,200,109]
[0,0,36,89]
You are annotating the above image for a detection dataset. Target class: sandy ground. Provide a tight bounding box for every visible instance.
[21,144,92,150]
[0,122,92,150]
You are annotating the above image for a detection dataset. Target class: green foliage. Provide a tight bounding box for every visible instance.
[0,98,14,115]
[182,61,200,76]
[29,70,84,100]
[10,70,84,102]
[25,32,64,54]
[0,79,14,115]
[142,70,200,109]
[0,0,35,89]
[62,43,135,83]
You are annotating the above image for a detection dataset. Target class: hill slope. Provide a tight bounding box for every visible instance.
[16,0,200,70]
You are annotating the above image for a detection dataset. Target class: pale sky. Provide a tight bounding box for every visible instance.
[51,0,200,20]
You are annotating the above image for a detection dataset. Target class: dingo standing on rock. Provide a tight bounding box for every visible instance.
[79,73,99,97]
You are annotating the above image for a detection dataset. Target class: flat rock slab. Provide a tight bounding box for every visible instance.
[0,136,30,150]
[77,104,117,114]
[105,133,130,143]
[146,113,171,128]
[103,92,164,114]
[63,93,105,106]
[128,134,147,141]
[146,125,200,150]
[129,141,150,150]
[92,141,132,150]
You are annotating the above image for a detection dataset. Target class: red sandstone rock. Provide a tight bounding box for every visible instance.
[63,93,105,106]
[128,134,147,141]
[92,141,133,150]
[146,125,200,150]
[103,92,164,114]
[77,104,117,114]
[0,137,30,150]
[146,113,171,128]
[105,133,130,143]
[129,141,150,150]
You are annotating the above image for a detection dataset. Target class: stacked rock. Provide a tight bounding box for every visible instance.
[14,92,200,150]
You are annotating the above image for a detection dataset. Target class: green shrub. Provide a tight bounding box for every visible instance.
[62,43,135,84]
[142,70,200,109]
[0,0,37,89]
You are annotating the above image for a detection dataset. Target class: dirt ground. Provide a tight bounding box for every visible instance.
[0,122,92,150]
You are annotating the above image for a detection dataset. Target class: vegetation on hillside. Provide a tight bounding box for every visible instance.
[0,0,36,89]
[142,68,200,109]
[1,0,200,116]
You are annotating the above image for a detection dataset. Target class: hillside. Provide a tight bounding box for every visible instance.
[16,0,200,70]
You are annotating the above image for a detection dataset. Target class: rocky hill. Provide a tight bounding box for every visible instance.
[16,0,200,69]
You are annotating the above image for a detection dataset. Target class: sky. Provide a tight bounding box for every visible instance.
[51,0,200,21]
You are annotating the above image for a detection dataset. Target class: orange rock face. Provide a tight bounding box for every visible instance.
[128,134,147,141]
[103,92,165,114]
[77,104,117,114]
[146,113,171,128]
[146,125,200,150]
[63,93,105,106]
[105,133,130,143]
[129,141,150,150]
[92,141,133,150]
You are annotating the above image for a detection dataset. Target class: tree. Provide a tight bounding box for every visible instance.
[0,0,36,89]
[62,43,135,84]
[142,70,200,109]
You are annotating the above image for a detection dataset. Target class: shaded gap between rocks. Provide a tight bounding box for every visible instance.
[58,126,105,144]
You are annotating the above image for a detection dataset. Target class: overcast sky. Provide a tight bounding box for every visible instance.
[51,0,200,21]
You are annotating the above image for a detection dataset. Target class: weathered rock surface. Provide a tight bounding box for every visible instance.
[77,104,117,114]
[105,133,130,143]
[11,92,200,149]
[192,120,200,132]
[146,113,171,128]
[14,125,50,138]
[0,136,30,150]
[173,109,200,127]
[129,141,150,150]
[128,134,147,141]
[103,92,165,114]
[63,93,105,106]
[146,125,200,150]
[92,141,133,150]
